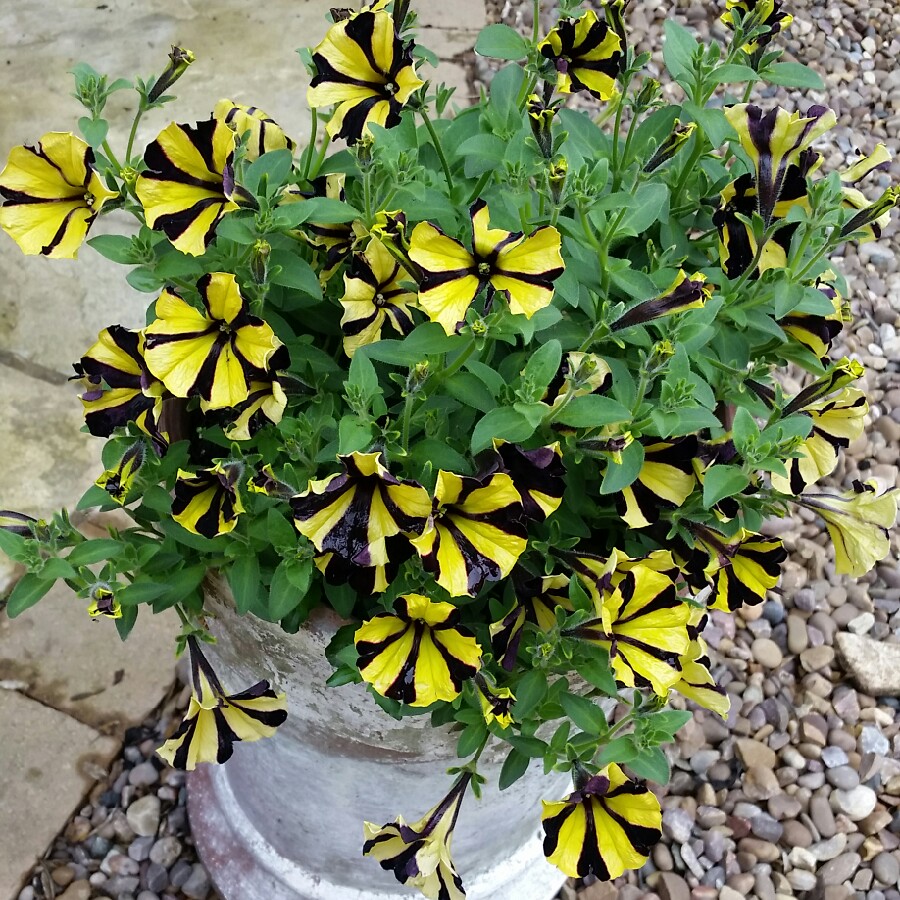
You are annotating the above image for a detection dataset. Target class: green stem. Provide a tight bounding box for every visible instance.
[532,0,541,44]
[630,367,651,418]
[301,108,319,182]
[437,338,478,384]
[401,390,415,452]
[618,109,641,176]
[309,125,330,180]
[363,170,373,223]
[101,140,123,174]
[610,98,626,191]
[669,138,704,210]
[420,109,454,194]
[467,170,493,205]
[125,101,148,163]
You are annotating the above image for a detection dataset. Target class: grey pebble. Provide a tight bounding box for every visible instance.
[662,808,693,844]
[128,761,160,788]
[818,852,862,885]
[126,795,161,838]
[872,853,900,886]
[128,837,154,862]
[826,765,861,790]
[143,862,169,894]
[150,836,183,868]
[860,725,890,756]
[168,860,192,889]
[181,864,211,900]
[821,746,850,768]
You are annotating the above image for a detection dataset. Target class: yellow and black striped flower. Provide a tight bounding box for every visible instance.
[543,352,613,409]
[95,442,146,506]
[340,238,417,357]
[292,452,431,571]
[87,584,122,620]
[564,565,692,696]
[771,386,868,495]
[799,480,898,578]
[779,278,846,359]
[616,439,697,529]
[0,510,37,536]
[538,10,624,102]
[135,119,238,257]
[73,326,167,450]
[672,611,729,717]
[283,173,364,282]
[490,573,572,670]
[408,200,565,336]
[714,149,819,279]
[307,8,424,145]
[612,271,711,331]
[721,0,793,54]
[315,535,410,597]
[214,99,295,161]
[222,347,291,442]
[723,104,835,227]
[476,675,516,729]
[355,593,482,706]
[0,132,117,259]
[142,273,281,410]
[490,440,566,523]
[157,636,287,770]
[172,462,245,538]
[839,144,899,242]
[683,526,786,612]
[411,470,527,598]
[364,772,470,900]
[542,764,662,880]
[567,548,680,613]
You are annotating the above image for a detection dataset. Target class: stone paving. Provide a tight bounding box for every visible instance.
[0,1,484,896]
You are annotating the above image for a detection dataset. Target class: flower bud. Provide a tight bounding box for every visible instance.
[549,157,568,206]
[634,78,662,111]
[148,46,195,103]
[528,94,556,159]
[250,239,271,285]
[644,121,697,174]
[87,583,122,619]
[354,134,376,170]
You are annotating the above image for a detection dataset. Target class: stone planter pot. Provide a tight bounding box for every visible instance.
[187,575,570,900]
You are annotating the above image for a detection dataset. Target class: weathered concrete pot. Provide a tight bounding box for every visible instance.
[188,575,570,900]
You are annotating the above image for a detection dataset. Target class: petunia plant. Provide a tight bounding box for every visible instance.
[1,0,898,894]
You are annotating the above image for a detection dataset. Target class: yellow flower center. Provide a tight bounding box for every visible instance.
[477,261,492,277]
[84,192,95,207]
[384,82,397,95]
[374,291,387,308]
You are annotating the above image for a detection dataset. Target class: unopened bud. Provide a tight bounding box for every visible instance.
[549,157,568,206]
[148,46,195,103]
[644,121,697,174]
[250,239,271,285]
[527,94,556,159]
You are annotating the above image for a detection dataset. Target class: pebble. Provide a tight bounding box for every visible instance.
[128,761,160,787]
[826,765,861,789]
[872,852,900,886]
[743,766,782,801]
[181,863,212,899]
[861,725,891,755]
[819,852,863,885]
[821,746,850,768]
[150,835,183,868]
[833,785,879,821]
[126,795,161,838]
[656,872,691,900]
[144,861,169,893]
[662,808,693,844]
[751,638,783,669]
[811,795,838,838]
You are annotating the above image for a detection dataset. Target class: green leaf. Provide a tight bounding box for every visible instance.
[702,464,750,508]
[731,406,760,450]
[5,574,53,618]
[763,61,825,90]
[521,339,562,397]
[267,508,298,552]
[160,565,207,607]
[513,669,548,718]
[457,721,489,758]
[499,747,530,790]
[554,395,630,429]
[595,735,639,767]
[119,580,170,606]
[78,116,109,148]
[283,557,313,594]
[268,560,302,621]
[0,529,28,563]
[682,103,737,147]
[474,23,529,60]
[711,63,759,85]
[471,406,538,453]
[600,440,645,495]
[348,349,380,397]
[506,734,548,758]
[445,372,496,413]
[41,558,77,580]
[458,134,509,177]
[67,539,125,566]
[642,708,692,739]
[651,406,722,438]
[228,555,261,615]
[244,149,294,194]
[338,416,375,455]
[560,692,607,735]
[618,183,669,235]
[126,267,164,293]
[115,604,139,641]
[273,197,360,229]
[627,746,671,783]
[576,653,618,696]
[88,234,135,264]
[270,251,322,300]
[663,20,700,81]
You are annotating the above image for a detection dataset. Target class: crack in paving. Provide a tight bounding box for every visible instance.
[0,351,69,386]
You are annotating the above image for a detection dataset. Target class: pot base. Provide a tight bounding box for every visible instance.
[189,762,567,900]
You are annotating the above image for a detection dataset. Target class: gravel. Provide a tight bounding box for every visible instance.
[18,3,900,900]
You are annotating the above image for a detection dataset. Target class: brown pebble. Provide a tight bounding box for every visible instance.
[738,837,781,862]
[817,851,861,885]
[781,821,813,848]
[655,872,691,900]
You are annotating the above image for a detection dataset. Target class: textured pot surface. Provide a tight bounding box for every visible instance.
[188,575,570,900]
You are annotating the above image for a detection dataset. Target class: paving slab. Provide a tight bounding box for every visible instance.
[1,582,178,733]
[0,364,101,520]
[0,689,119,899]
[0,1,485,373]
